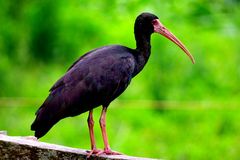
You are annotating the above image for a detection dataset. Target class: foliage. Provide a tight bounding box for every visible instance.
[0,0,239,100]
[0,0,240,159]
[1,102,240,160]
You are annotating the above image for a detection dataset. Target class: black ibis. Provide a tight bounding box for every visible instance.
[31,12,195,156]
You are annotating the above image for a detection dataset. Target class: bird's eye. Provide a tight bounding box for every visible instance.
[152,19,159,26]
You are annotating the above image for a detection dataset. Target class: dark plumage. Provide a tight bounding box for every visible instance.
[31,12,194,156]
[31,46,136,138]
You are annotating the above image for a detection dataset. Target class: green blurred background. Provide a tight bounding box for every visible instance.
[0,0,240,159]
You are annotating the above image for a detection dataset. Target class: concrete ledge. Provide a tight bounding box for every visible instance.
[0,131,159,160]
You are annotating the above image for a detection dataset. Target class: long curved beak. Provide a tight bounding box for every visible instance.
[152,19,195,64]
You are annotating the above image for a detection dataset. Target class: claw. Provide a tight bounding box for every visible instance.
[86,149,102,158]
[87,148,122,158]
[96,148,122,156]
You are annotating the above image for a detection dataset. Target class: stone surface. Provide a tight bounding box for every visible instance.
[0,133,159,160]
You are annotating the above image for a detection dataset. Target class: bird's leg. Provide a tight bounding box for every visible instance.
[87,110,101,157]
[97,106,121,155]
[88,110,96,150]
[99,107,110,151]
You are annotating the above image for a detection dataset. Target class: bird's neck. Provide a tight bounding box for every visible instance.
[135,34,151,59]
[133,33,151,76]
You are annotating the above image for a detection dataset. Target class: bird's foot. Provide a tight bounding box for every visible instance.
[86,148,102,158]
[96,148,122,156]
[86,148,121,158]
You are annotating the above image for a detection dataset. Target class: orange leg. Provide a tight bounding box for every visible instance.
[87,110,101,157]
[97,106,121,155]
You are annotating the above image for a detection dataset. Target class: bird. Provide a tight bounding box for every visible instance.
[31,12,195,157]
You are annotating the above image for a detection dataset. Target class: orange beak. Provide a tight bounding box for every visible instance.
[152,19,195,64]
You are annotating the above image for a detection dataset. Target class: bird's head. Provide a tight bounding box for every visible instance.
[135,12,195,64]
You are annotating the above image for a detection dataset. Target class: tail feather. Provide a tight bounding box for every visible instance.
[31,111,59,138]
[31,85,86,138]
[31,119,56,139]
[31,93,64,139]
